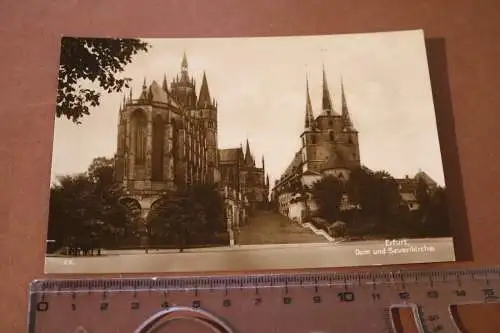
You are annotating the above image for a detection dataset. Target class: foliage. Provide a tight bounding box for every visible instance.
[47,156,136,252]
[189,183,226,233]
[311,175,345,222]
[147,184,228,251]
[307,165,451,240]
[418,187,451,237]
[57,37,150,123]
[148,193,208,252]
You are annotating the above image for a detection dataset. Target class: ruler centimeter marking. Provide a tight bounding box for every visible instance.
[28,266,500,333]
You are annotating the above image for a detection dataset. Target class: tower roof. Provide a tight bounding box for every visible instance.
[304,74,315,129]
[341,77,353,128]
[181,51,188,69]
[244,139,255,166]
[219,148,243,163]
[322,65,333,112]
[162,73,169,92]
[179,52,190,84]
[149,81,169,104]
[197,72,212,108]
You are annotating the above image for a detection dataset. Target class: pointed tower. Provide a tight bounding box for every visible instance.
[198,71,218,183]
[304,74,315,130]
[197,72,212,108]
[322,65,334,114]
[162,73,169,92]
[300,73,321,172]
[181,51,189,81]
[244,139,255,166]
[261,155,265,170]
[341,77,353,129]
[170,52,196,107]
[139,77,148,100]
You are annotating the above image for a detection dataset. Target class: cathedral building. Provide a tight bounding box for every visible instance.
[219,139,270,213]
[273,67,361,221]
[113,52,268,223]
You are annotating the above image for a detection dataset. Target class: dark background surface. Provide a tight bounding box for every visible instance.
[1,0,499,330]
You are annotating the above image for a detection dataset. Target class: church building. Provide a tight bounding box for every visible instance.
[273,67,361,221]
[113,52,269,228]
[272,67,439,223]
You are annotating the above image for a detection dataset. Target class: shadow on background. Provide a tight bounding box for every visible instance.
[425,38,473,262]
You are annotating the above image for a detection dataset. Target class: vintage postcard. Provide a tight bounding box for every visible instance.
[45,29,456,274]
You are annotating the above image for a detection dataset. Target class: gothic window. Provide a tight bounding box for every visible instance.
[329,131,334,141]
[348,136,353,144]
[311,135,316,144]
[152,115,165,181]
[131,109,147,165]
[328,119,333,127]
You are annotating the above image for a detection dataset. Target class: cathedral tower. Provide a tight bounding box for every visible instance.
[170,52,197,108]
[300,74,323,173]
[197,71,219,183]
[300,68,361,176]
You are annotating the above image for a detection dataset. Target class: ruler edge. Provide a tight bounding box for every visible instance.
[26,266,500,333]
[28,265,500,292]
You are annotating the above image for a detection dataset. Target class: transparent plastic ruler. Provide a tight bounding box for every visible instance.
[28,266,500,332]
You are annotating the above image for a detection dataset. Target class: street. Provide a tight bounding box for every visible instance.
[237,211,329,245]
[45,237,456,274]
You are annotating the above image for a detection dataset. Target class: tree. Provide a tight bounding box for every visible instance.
[57,37,150,123]
[87,157,133,245]
[416,177,431,222]
[345,166,374,212]
[47,173,102,252]
[148,193,207,252]
[419,187,451,237]
[372,171,401,219]
[189,184,226,234]
[311,175,345,222]
[46,156,137,253]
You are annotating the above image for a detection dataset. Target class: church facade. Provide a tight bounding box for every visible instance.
[273,67,360,222]
[272,67,437,223]
[113,53,269,232]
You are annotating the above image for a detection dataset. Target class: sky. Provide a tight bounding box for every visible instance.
[50,29,446,187]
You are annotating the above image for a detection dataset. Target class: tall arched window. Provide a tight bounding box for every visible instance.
[152,115,165,181]
[131,110,147,165]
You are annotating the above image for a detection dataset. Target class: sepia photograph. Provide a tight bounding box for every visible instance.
[45,29,456,274]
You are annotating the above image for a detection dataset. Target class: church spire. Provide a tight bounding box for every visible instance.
[139,78,148,100]
[244,139,254,166]
[162,73,168,92]
[197,71,212,108]
[322,64,333,113]
[304,73,315,130]
[261,155,265,170]
[181,51,188,70]
[180,52,190,84]
[341,77,353,128]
